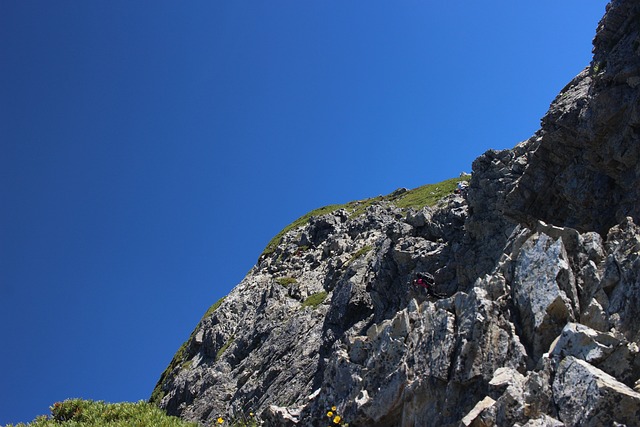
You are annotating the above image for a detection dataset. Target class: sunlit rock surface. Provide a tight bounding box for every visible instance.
[153,1,640,425]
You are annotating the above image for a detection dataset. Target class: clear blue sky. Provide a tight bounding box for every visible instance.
[1,1,606,424]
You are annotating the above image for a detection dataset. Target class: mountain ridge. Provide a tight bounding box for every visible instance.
[153,1,640,425]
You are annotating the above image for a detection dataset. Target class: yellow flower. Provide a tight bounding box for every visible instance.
[333,415,342,424]
[217,417,224,424]
[249,412,254,417]
[331,406,337,411]
[327,411,334,417]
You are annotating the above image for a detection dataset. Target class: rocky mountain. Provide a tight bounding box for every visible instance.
[151,1,640,425]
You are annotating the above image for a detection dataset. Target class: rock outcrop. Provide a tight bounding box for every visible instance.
[152,1,640,425]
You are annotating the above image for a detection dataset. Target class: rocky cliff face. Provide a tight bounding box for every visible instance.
[152,1,640,425]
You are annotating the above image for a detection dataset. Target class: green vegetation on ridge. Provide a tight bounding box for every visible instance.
[261,176,470,258]
[261,204,347,257]
[149,339,189,406]
[202,295,227,321]
[150,294,230,405]
[147,175,470,415]
[393,176,470,208]
[10,177,469,427]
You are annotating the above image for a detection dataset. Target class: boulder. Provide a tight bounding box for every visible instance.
[513,233,576,361]
[553,356,640,427]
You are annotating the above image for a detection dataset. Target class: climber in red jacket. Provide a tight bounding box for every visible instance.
[412,272,445,298]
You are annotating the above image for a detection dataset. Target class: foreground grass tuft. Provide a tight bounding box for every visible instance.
[6,399,198,427]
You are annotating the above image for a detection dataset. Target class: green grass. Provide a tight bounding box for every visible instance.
[276,277,297,287]
[590,60,604,75]
[216,336,235,361]
[392,176,470,209]
[259,176,469,259]
[346,176,470,213]
[151,296,228,405]
[301,291,328,309]
[202,295,227,320]
[261,204,347,257]
[150,340,190,405]
[346,245,373,266]
[151,176,470,404]
[6,399,198,427]
[345,196,384,218]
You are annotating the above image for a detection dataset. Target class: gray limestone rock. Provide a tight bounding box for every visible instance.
[505,0,640,235]
[513,233,576,361]
[553,356,640,427]
[153,1,640,426]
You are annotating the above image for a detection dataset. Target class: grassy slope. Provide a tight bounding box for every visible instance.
[261,175,469,257]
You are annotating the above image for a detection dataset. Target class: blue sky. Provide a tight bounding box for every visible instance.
[1,1,606,424]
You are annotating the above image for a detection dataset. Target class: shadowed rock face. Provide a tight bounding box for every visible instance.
[505,0,640,235]
[153,1,640,426]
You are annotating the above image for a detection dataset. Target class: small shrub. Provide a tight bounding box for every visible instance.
[216,336,235,361]
[591,60,605,75]
[7,399,198,426]
[276,277,297,287]
[301,291,328,309]
[346,245,372,265]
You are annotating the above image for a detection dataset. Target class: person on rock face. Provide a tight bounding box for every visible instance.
[412,272,444,298]
[455,181,468,197]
